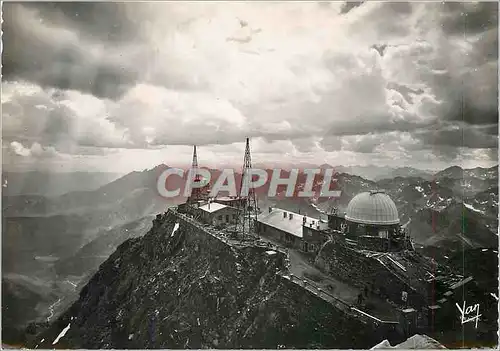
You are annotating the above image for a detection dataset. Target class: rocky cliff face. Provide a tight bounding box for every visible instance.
[31,211,386,349]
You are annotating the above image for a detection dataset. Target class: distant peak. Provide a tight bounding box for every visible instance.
[147,164,170,172]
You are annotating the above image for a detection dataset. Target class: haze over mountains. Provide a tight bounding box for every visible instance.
[253,163,436,181]
[2,171,123,197]
[2,163,498,345]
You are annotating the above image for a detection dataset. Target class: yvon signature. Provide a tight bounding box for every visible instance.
[455,301,481,328]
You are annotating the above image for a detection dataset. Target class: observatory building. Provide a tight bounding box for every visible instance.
[345,190,400,237]
[331,190,410,252]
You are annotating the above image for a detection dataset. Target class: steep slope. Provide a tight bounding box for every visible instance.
[2,215,90,274]
[3,210,156,275]
[2,216,155,344]
[408,202,497,249]
[33,212,385,349]
[54,215,154,277]
[435,176,497,198]
[2,277,56,336]
[378,177,455,223]
[464,186,498,218]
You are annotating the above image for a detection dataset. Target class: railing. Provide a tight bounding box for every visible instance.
[351,308,399,325]
[168,208,291,260]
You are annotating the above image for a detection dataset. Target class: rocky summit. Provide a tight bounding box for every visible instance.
[31,211,386,349]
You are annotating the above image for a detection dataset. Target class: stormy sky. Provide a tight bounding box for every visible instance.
[2,2,498,172]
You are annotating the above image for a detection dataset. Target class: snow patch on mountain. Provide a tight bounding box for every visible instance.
[171,222,180,236]
[463,203,486,215]
[52,323,71,345]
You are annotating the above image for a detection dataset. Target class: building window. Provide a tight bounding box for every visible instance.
[379,230,388,239]
[218,215,222,221]
[226,215,229,222]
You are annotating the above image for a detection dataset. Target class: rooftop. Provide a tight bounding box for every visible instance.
[214,196,242,202]
[198,202,230,213]
[257,208,328,238]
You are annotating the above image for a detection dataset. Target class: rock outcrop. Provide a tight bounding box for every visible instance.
[371,334,446,349]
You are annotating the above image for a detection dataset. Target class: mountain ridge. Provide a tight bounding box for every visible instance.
[31,212,387,349]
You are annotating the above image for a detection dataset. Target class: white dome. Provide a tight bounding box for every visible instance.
[345,191,399,225]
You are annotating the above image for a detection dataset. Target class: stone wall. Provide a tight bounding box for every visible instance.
[315,241,424,308]
[172,213,231,255]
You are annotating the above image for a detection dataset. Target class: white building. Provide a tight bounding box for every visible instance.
[198,202,239,226]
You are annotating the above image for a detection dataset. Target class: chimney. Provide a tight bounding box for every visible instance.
[303,216,306,225]
[283,211,287,218]
[269,207,273,213]
[289,213,293,220]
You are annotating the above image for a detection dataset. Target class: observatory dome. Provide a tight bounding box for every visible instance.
[345,190,399,225]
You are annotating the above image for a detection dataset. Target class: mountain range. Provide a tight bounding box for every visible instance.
[2,163,498,345]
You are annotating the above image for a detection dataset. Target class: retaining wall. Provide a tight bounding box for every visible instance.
[315,241,424,308]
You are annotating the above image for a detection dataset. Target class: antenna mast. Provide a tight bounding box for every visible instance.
[237,138,259,237]
[187,145,203,205]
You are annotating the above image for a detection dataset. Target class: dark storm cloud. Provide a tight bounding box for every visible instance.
[2,1,498,166]
[443,95,499,126]
[20,2,139,43]
[440,2,498,36]
[413,123,498,149]
[340,1,364,14]
[2,92,82,147]
[323,116,434,137]
[339,1,411,16]
[2,3,139,99]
